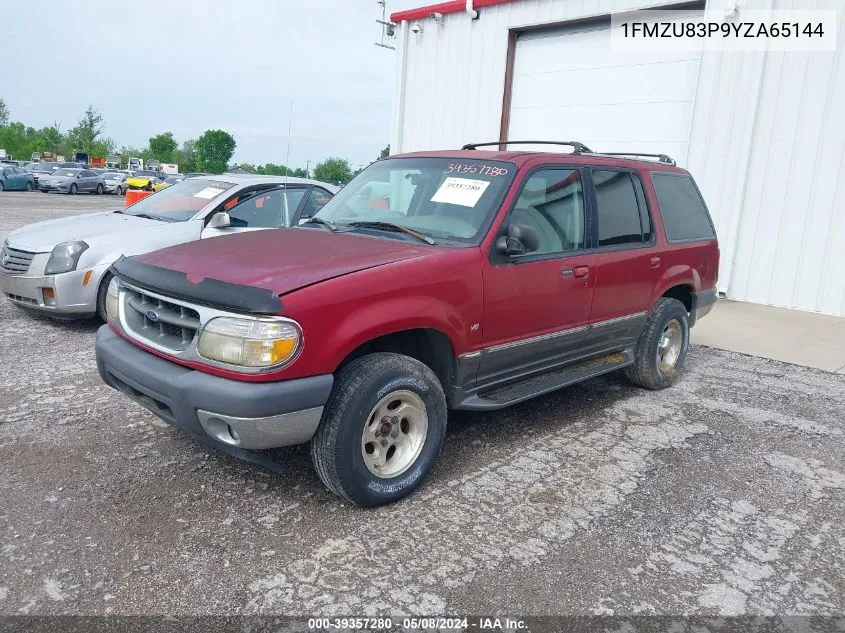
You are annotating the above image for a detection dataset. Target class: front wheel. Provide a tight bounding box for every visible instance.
[0,181,4,192]
[25,182,33,192]
[624,297,690,390]
[95,183,103,195]
[310,353,447,507]
[69,184,78,195]
[116,186,123,195]
[95,272,112,323]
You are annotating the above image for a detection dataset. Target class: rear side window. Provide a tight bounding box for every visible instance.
[651,173,716,242]
[593,170,648,247]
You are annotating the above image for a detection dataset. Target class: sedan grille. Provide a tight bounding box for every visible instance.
[0,245,35,274]
[123,288,201,352]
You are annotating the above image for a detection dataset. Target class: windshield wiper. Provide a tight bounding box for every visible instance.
[303,216,338,231]
[346,221,436,245]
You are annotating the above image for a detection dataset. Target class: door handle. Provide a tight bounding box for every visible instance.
[649,256,662,268]
[573,266,590,279]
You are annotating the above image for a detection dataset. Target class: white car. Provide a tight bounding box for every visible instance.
[0,175,338,320]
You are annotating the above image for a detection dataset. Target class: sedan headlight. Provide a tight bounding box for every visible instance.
[105,276,119,321]
[197,317,301,368]
[45,241,88,274]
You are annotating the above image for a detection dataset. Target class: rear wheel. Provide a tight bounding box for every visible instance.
[69,183,78,195]
[310,353,447,507]
[624,297,690,390]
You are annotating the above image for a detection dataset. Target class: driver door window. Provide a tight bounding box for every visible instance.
[227,188,307,228]
[509,169,586,258]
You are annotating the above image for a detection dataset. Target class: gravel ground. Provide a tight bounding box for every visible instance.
[1,192,844,623]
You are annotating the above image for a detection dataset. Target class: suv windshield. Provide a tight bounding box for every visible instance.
[313,157,515,243]
[119,178,236,222]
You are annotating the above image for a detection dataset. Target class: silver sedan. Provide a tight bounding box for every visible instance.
[0,175,339,320]
[38,168,105,195]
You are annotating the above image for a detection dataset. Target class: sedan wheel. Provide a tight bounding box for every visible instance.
[96,183,103,195]
[25,182,33,191]
[0,181,4,192]
[69,184,78,195]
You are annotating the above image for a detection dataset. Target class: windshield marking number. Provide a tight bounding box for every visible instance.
[446,163,508,177]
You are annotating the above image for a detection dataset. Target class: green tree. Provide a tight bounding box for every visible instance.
[195,129,236,174]
[148,132,177,162]
[379,145,390,160]
[313,157,353,184]
[0,99,9,126]
[66,106,105,154]
[172,139,198,173]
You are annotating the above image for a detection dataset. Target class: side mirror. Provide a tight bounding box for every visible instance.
[496,223,541,257]
[77,173,84,178]
[207,211,231,229]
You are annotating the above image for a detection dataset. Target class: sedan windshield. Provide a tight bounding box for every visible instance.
[314,157,515,243]
[53,169,80,177]
[119,178,236,222]
[33,165,57,173]
[103,172,123,180]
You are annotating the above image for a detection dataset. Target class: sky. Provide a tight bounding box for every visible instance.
[5,0,421,170]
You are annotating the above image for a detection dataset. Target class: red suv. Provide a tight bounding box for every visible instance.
[95,142,718,507]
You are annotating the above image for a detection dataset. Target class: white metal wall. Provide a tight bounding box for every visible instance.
[391,0,845,315]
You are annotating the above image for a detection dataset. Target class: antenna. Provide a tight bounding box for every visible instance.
[375,0,396,50]
[283,98,293,222]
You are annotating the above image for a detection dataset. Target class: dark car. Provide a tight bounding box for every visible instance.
[96,141,720,507]
[0,166,36,191]
[38,168,105,194]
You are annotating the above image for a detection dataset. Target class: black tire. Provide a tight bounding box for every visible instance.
[96,183,103,195]
[624,297,690,390]
[310,353,447,507]
[69,183,78,195]
[95,272,112,323]
[25,181,33,192]
[0,181,4,192]
[116,186,123,195]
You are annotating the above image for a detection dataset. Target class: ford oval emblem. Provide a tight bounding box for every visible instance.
[146,310,160,323]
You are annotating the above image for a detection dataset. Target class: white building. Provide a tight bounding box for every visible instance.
[389,0,845,316]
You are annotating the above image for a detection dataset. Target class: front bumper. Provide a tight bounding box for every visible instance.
[0,255,107,317]
[96,326,333,459]
[39,183,70,193]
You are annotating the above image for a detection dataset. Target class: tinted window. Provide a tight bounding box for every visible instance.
[652,173,716,242]
[227,188,307,228]
[300,188,333,219]
[510,168,585,256]
[593,170,645,247]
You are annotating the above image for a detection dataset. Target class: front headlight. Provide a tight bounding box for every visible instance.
[105,276,119,321]
[197,317,301,368]
[45,241,88,274]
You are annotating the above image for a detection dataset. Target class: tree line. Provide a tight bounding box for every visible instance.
[0,99,383,183]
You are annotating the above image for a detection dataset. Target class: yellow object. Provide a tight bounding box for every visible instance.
[126,176,168,192]
[82,270,92,286]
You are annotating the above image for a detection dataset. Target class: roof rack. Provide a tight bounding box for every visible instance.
[584,152,676,166]
[461,140,593,153]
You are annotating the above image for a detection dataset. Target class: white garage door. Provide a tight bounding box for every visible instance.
[507,14,702,165]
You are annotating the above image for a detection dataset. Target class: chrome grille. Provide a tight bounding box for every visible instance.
[0,244,35,274]
[123,287,201,351]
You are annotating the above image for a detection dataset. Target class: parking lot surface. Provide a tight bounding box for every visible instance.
[1,192,844,618]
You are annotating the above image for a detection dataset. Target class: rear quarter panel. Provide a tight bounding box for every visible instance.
[639,165,719,305]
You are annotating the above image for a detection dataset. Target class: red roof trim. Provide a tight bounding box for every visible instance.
[391,0,515,23]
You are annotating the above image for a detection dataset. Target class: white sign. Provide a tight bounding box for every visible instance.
[193,187,225,200]
[431,177,490,208]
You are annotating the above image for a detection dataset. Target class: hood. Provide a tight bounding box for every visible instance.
[7,211,167,252]
[136,228,437,297]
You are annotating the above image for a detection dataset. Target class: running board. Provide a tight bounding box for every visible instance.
[456,349,634,411]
